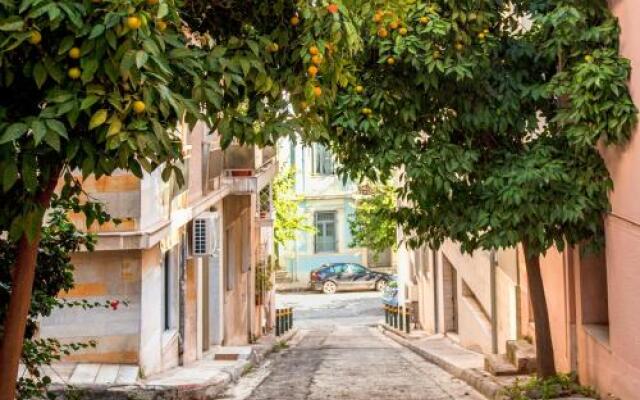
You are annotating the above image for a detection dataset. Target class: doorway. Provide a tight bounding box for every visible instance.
[442,256,459,333]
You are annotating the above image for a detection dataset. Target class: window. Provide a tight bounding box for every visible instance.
[312,144,335,176]
[315,211,337,253]
[348,264,367,274]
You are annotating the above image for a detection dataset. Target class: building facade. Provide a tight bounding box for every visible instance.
[398,3,640,395]
[531,2,640,397]
[39,122,277,378]
[276,138,391,284]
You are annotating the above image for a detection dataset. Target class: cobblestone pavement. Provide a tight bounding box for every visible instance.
[219,292,486,400]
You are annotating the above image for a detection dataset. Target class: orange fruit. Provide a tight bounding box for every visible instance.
[355,85,364,94]
[68,67,81,80]
[68,47,81,59]
[133,100,146,114]
[455,42,464,51]
[378,28,388,38]
[389,20,399,30]
[387,56,395,65]
[419,16,430,24]
[290,16,300,26]
[311,55,323,65]
[29,31,42,45]
[156,20,167,31]
[313,86,322,97]
[308,65,318,77]
[127,16,142,30]
[399,27,408,36]
[477,32,486,40]
[267,42,279,52]
[327,3,339,14]
[373,13,382,23]
[309,46,320,55]
[146,0,159,4]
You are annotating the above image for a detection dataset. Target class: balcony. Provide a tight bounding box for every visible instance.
[223,144,277,194]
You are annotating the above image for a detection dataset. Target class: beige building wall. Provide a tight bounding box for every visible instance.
[40,121,277,376]
[397,236,521,356]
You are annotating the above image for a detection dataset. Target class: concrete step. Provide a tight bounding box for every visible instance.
[484,354,519,376]
[506,339,537,374]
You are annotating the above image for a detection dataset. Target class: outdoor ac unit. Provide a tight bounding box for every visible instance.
[192,212,220,257]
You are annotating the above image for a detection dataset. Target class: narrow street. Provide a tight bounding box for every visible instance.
[219,292,486,400]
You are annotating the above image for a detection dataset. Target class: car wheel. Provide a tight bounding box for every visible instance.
[375,280,387,292]
[322,281,337,295]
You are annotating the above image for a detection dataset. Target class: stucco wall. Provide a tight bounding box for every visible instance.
[40,251,142,364]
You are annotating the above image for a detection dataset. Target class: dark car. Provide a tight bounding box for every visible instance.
[309,263,392,294]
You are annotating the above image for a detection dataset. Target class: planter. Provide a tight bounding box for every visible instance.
[231,169,253,177]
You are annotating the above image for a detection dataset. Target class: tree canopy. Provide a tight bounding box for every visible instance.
[349,183,397,260]
[0,0,636,388]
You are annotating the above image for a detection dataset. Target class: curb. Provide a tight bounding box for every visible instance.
[378,324,503,400]
[49,328,299,400]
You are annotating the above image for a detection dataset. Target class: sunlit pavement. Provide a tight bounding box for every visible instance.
[218,291,486,400]
[277,290,384,329]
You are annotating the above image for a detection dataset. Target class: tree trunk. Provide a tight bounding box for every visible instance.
[0,170,60,400]
[523,241,557,378]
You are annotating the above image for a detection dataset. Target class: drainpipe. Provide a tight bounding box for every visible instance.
[179,233,187,364]
[432,249,439,334]
[490,250,498,354]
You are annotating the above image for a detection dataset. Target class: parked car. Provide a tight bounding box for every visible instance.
[308,263,392,294]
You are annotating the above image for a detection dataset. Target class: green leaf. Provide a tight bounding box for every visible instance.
[2,161,18,192]
[0,17,24,31]
[107,118,122,136]
[33,62,47,88]
[45,119,68,139]
[89,24,105,39]
[80,95,100,110]
[89,109,108,130]
[81,58,99,83]
[43,130,61,151]
[0,123,27,144]
[31,120,47,144]
[157,3,168,19]
[135,50,148,68]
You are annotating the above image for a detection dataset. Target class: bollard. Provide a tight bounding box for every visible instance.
[285,308,291,332]
[393,306,399,329]
[398,306,404,331]
[276,309,281,336]
[289,307,294,330]
[384,305,389,325]
[405,308,411,334]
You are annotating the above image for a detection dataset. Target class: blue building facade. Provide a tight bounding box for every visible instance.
[278,138,368,283]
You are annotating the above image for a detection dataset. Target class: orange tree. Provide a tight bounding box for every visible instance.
[312,0,637,378]
[0,0,636,393]
[0,0,358,396]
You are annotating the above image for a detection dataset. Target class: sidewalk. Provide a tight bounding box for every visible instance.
[379,325,595,400]
[46,328,298,400]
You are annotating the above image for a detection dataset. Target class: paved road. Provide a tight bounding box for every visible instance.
[219,292,485,400]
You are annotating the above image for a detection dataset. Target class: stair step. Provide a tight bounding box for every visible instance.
[507,339,537,374]
[484,354,519,376]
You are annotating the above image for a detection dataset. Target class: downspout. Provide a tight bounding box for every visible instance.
[490,250,498,354]
[178,233,187,364]
[432,249,439,333]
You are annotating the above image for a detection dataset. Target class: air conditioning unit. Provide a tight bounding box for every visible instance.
[192,212,220,257]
